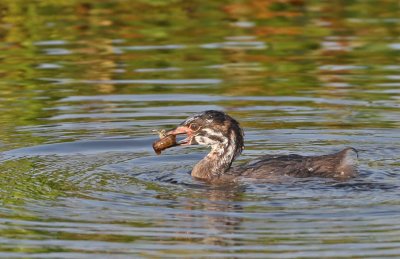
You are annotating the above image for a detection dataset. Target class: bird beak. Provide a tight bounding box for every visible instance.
[165,126,195,146]
[153,125,198,155]
[166,126,190,137]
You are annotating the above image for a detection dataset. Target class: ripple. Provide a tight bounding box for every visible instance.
[205,62,264,71]
[232,21,256,28]
[200,41,267,50]
[118,44,186,51]
[2,137,152,158]
[34,40,68,46]
[36,63,63,69]
[319,65,366,71]
[59,94,372,107]
[43,48,72,55]
[388,43,400,50]
[377,82,400,87]
[383,65,400,70]
[134,67,182,73]
[321,41,353,51]
[42,78,222,85]
[225,36,256,41]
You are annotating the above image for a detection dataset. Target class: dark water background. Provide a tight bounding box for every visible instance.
[0,1,399,258]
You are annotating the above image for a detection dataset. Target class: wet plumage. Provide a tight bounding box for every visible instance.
[159,110,358,182]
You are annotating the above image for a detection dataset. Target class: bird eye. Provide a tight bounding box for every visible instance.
[190,123,200,131]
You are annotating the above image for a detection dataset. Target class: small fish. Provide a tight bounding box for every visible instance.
[152,129,177,155]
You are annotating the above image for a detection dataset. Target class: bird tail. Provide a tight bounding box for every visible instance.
[336,147,359,179]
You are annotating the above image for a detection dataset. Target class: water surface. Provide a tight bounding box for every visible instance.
[0,1,399,258]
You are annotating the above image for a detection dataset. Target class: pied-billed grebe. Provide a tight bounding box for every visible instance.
[154,110,358,182]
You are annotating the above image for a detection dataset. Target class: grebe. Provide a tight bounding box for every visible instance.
[155,110,358,182]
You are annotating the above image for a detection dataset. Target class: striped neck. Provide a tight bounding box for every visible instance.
[191,133,239,180]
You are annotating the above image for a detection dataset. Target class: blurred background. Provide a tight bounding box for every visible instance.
[0,0,399,258]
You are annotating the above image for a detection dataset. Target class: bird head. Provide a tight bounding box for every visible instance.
[165,110,244,158]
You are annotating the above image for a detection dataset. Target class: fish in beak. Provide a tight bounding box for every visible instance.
[152,126,196,155]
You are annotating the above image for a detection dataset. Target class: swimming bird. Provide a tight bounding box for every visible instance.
[156,110,358,182]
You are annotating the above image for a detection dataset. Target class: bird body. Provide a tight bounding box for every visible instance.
[232,148,358,179]
[155,110,358,182]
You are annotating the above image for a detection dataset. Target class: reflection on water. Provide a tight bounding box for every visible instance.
[0,0,400,257]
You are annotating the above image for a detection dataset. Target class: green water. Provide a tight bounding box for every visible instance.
[0,1,399,258]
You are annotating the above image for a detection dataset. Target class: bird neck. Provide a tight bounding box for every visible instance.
[191,142,237,180]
